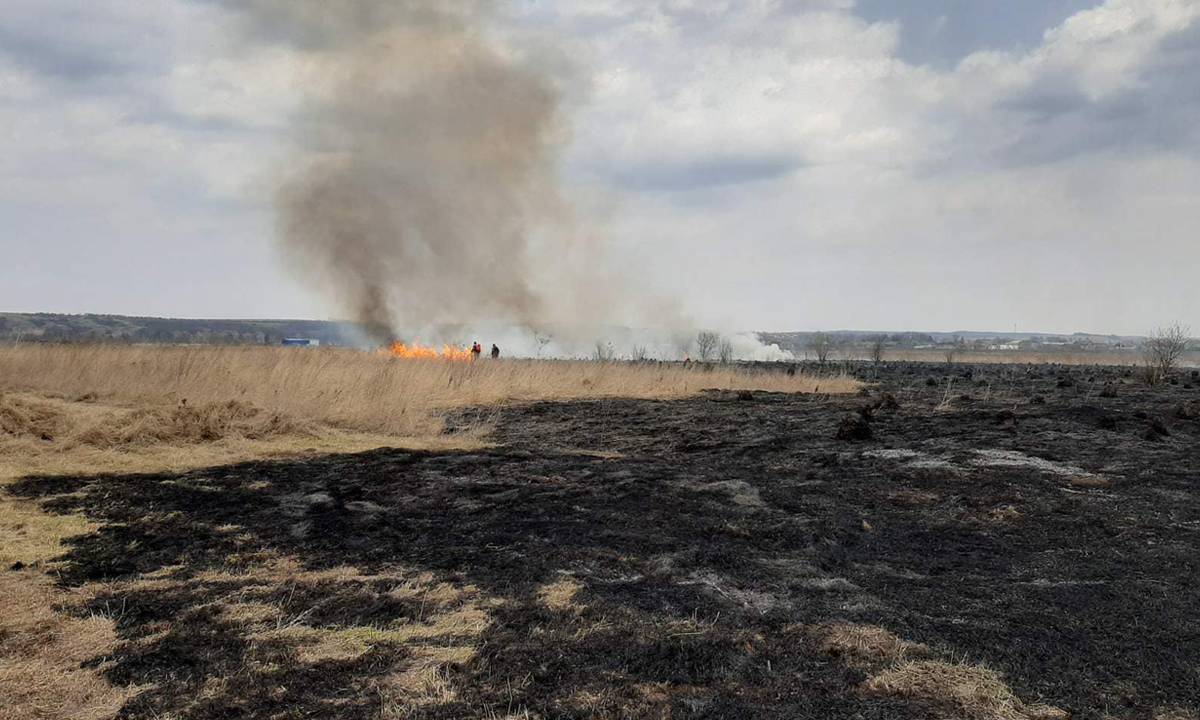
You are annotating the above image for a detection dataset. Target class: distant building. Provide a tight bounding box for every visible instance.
[281,338,320,347]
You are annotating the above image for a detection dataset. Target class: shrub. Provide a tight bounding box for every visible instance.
[1143,323,1190,385]
[809,333,833,365]
[869,336,885,364]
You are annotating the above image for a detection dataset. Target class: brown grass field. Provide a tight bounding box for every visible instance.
[0,344,853,479]
[1,344,850,433]
[0,344,855,720]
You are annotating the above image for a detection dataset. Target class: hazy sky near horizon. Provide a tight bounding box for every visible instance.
[2,0,1198,335]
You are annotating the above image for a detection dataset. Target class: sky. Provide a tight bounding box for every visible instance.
[1,0,1198,336]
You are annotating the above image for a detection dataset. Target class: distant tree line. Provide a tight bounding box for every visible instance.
[0,313,365,347]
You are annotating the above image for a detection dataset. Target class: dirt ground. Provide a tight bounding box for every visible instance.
[6,362,1200,719]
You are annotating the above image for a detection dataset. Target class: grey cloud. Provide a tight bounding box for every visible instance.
[854,0,1101,68]
[0,2,172,84]
[995,19,1200,167]
[609,154,803,193]
[1000,75,1090,121]
[0,27,132,82]
[209,0,489,50]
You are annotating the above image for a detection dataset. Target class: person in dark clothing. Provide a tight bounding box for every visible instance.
[491,344,500,359]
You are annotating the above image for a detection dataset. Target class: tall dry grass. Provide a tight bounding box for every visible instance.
[1,352,841,720]
[0,344,854,438]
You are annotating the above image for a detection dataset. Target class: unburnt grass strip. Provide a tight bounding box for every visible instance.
[0,572,135,720]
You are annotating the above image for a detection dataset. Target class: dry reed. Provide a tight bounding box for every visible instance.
[0,345,855,438]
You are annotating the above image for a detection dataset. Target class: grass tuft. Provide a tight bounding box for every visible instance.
[810,622,929,668]
[864,660,1067,720]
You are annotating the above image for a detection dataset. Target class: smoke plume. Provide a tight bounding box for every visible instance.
[234,1,786,360]
[239,0,575,341]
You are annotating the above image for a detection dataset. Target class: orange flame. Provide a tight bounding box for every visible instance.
[388,341,475,362]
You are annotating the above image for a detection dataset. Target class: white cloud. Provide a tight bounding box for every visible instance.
[539,0,1200,333]
[1,0,1198,334]
[163,49,302,131]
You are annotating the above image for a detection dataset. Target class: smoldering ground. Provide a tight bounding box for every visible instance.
[229,0,647,342]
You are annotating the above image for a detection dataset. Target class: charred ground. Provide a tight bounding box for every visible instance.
[8,362,1200,719]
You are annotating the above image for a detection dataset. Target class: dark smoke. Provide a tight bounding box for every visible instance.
[239,0,573,341]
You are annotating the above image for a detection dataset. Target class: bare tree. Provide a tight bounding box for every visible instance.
[1143,323,1191,385]
[696,331,720,362]
[535,334,551,359]
[631,345,649,362]
[869,336,885,364]
[718,338,734,364]
[809,332,833,365]
[593,341,615,362]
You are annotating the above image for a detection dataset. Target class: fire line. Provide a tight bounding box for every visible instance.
[388,342,474,362]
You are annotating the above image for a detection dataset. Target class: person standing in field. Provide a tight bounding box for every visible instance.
[491,344,500,359]
[471,342,482,360]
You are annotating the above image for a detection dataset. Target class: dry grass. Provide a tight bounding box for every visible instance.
[0,344,854,489]
[0,344,851,720]
[216,559,495,718]
[0,572,135,720]
[1155,708,1200,720]
[809,623,929,668]
[0,489,94,569]
[11,554,498,720]
[808,623,1069,720]
[0,344,855,439]
[0,392,448,485]
[864,661,1067,720]
[537,579,585,613]
[378,646,478,715]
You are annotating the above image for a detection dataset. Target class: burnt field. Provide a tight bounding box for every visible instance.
[8,362,1200,719]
